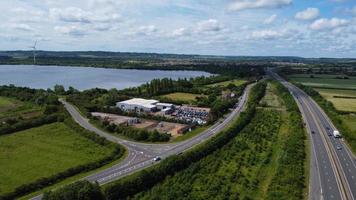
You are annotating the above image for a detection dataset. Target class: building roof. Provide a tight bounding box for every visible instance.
[118,98,158,108]
[156,103,174,107]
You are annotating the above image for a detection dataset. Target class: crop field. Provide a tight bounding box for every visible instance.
[315,88,356,112]
[206,79,247,87]
[160,92,205,102]
[288,74,356,90]
[0,122,114,195]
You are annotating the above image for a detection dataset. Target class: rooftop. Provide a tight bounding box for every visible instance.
[119,98,158,108]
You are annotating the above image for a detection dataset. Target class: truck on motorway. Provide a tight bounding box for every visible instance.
[333,130,341,138]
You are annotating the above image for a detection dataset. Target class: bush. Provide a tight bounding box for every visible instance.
[42,181,105,200]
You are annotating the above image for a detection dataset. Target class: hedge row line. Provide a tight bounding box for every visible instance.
[103,82,267,200]
[0,114,64,136]
[0,118,125,200]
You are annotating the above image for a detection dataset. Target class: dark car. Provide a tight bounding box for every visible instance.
[311,131,315,134]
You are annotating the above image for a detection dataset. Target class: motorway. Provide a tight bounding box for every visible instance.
[269,69,356,200]
[30,84,252,200]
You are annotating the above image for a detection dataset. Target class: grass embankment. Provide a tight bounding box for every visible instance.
[0,122,115,196]
[206,79,247,87]
[288,74,356,90]
[160,92,205,103]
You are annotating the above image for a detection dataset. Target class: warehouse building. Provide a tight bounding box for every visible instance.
[116,98,159,112]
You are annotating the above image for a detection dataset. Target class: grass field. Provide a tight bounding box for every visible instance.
[160,92,205,102]
[315,88,356,112]
[288,74,356,90]
[0,122,114,195]
[341,115,356,132]
[206,79,247,87]
[0,97,18,112]
[260,83,283,108]
[0,96,42,120]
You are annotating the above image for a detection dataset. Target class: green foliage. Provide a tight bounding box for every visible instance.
[132,110,281,200]
[266,81,306,200]
[103,82,267,200]
[42,181,105,200]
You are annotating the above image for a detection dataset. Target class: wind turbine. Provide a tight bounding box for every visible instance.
[29,40,37,65]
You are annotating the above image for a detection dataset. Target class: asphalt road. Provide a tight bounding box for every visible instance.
[30,84,252,200]
[268,69,356,200]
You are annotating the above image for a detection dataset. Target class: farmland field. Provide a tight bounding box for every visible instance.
[288,74,356,90]
[0,122,115,195]
[206,79,247,87]
[315,88,356,112]
[160,92,205,102]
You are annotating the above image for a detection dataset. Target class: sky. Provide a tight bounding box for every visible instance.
[0,0,356,58]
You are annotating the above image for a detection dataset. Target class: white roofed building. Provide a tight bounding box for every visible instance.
[116,98,159,113]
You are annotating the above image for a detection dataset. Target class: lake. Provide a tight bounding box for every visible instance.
[0,65,211,90]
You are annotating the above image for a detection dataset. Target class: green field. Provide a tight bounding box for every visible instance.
[206,79,247,87]
[0,96,42,120]
[289,74,356,90]
[341,115,356,132]
[0,97,20,113]
[315,88,356,112]
[160,92,205,102]
[0,123,114,195]
[260,83,283,108]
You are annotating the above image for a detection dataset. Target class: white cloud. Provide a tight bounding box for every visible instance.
[134,25,158,36]
[352,6,356,16]
[228,0,292,11]
[8,23,34,32]
[50,7,91,23]
[295,8,319,20]
[171,28,189,37]
[251,29,286,39]
[264,14,277,24]
[310,18,349,30]
[196,19,222,32]
[54,25,87,36]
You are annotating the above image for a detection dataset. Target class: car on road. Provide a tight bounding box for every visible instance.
[336,145,342,150]
[153,156,161,161]
[311,130,315,134]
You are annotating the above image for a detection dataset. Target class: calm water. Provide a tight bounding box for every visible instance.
[0,65,211,90]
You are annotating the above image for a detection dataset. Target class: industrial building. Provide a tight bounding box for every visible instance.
[116,98,175,113]
[116,98,159,112]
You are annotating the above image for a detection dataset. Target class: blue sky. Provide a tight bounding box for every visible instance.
[0,0,355,58]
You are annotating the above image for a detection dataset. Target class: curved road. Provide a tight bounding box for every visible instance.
[30,84,252,199]
[269,69,356,200]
